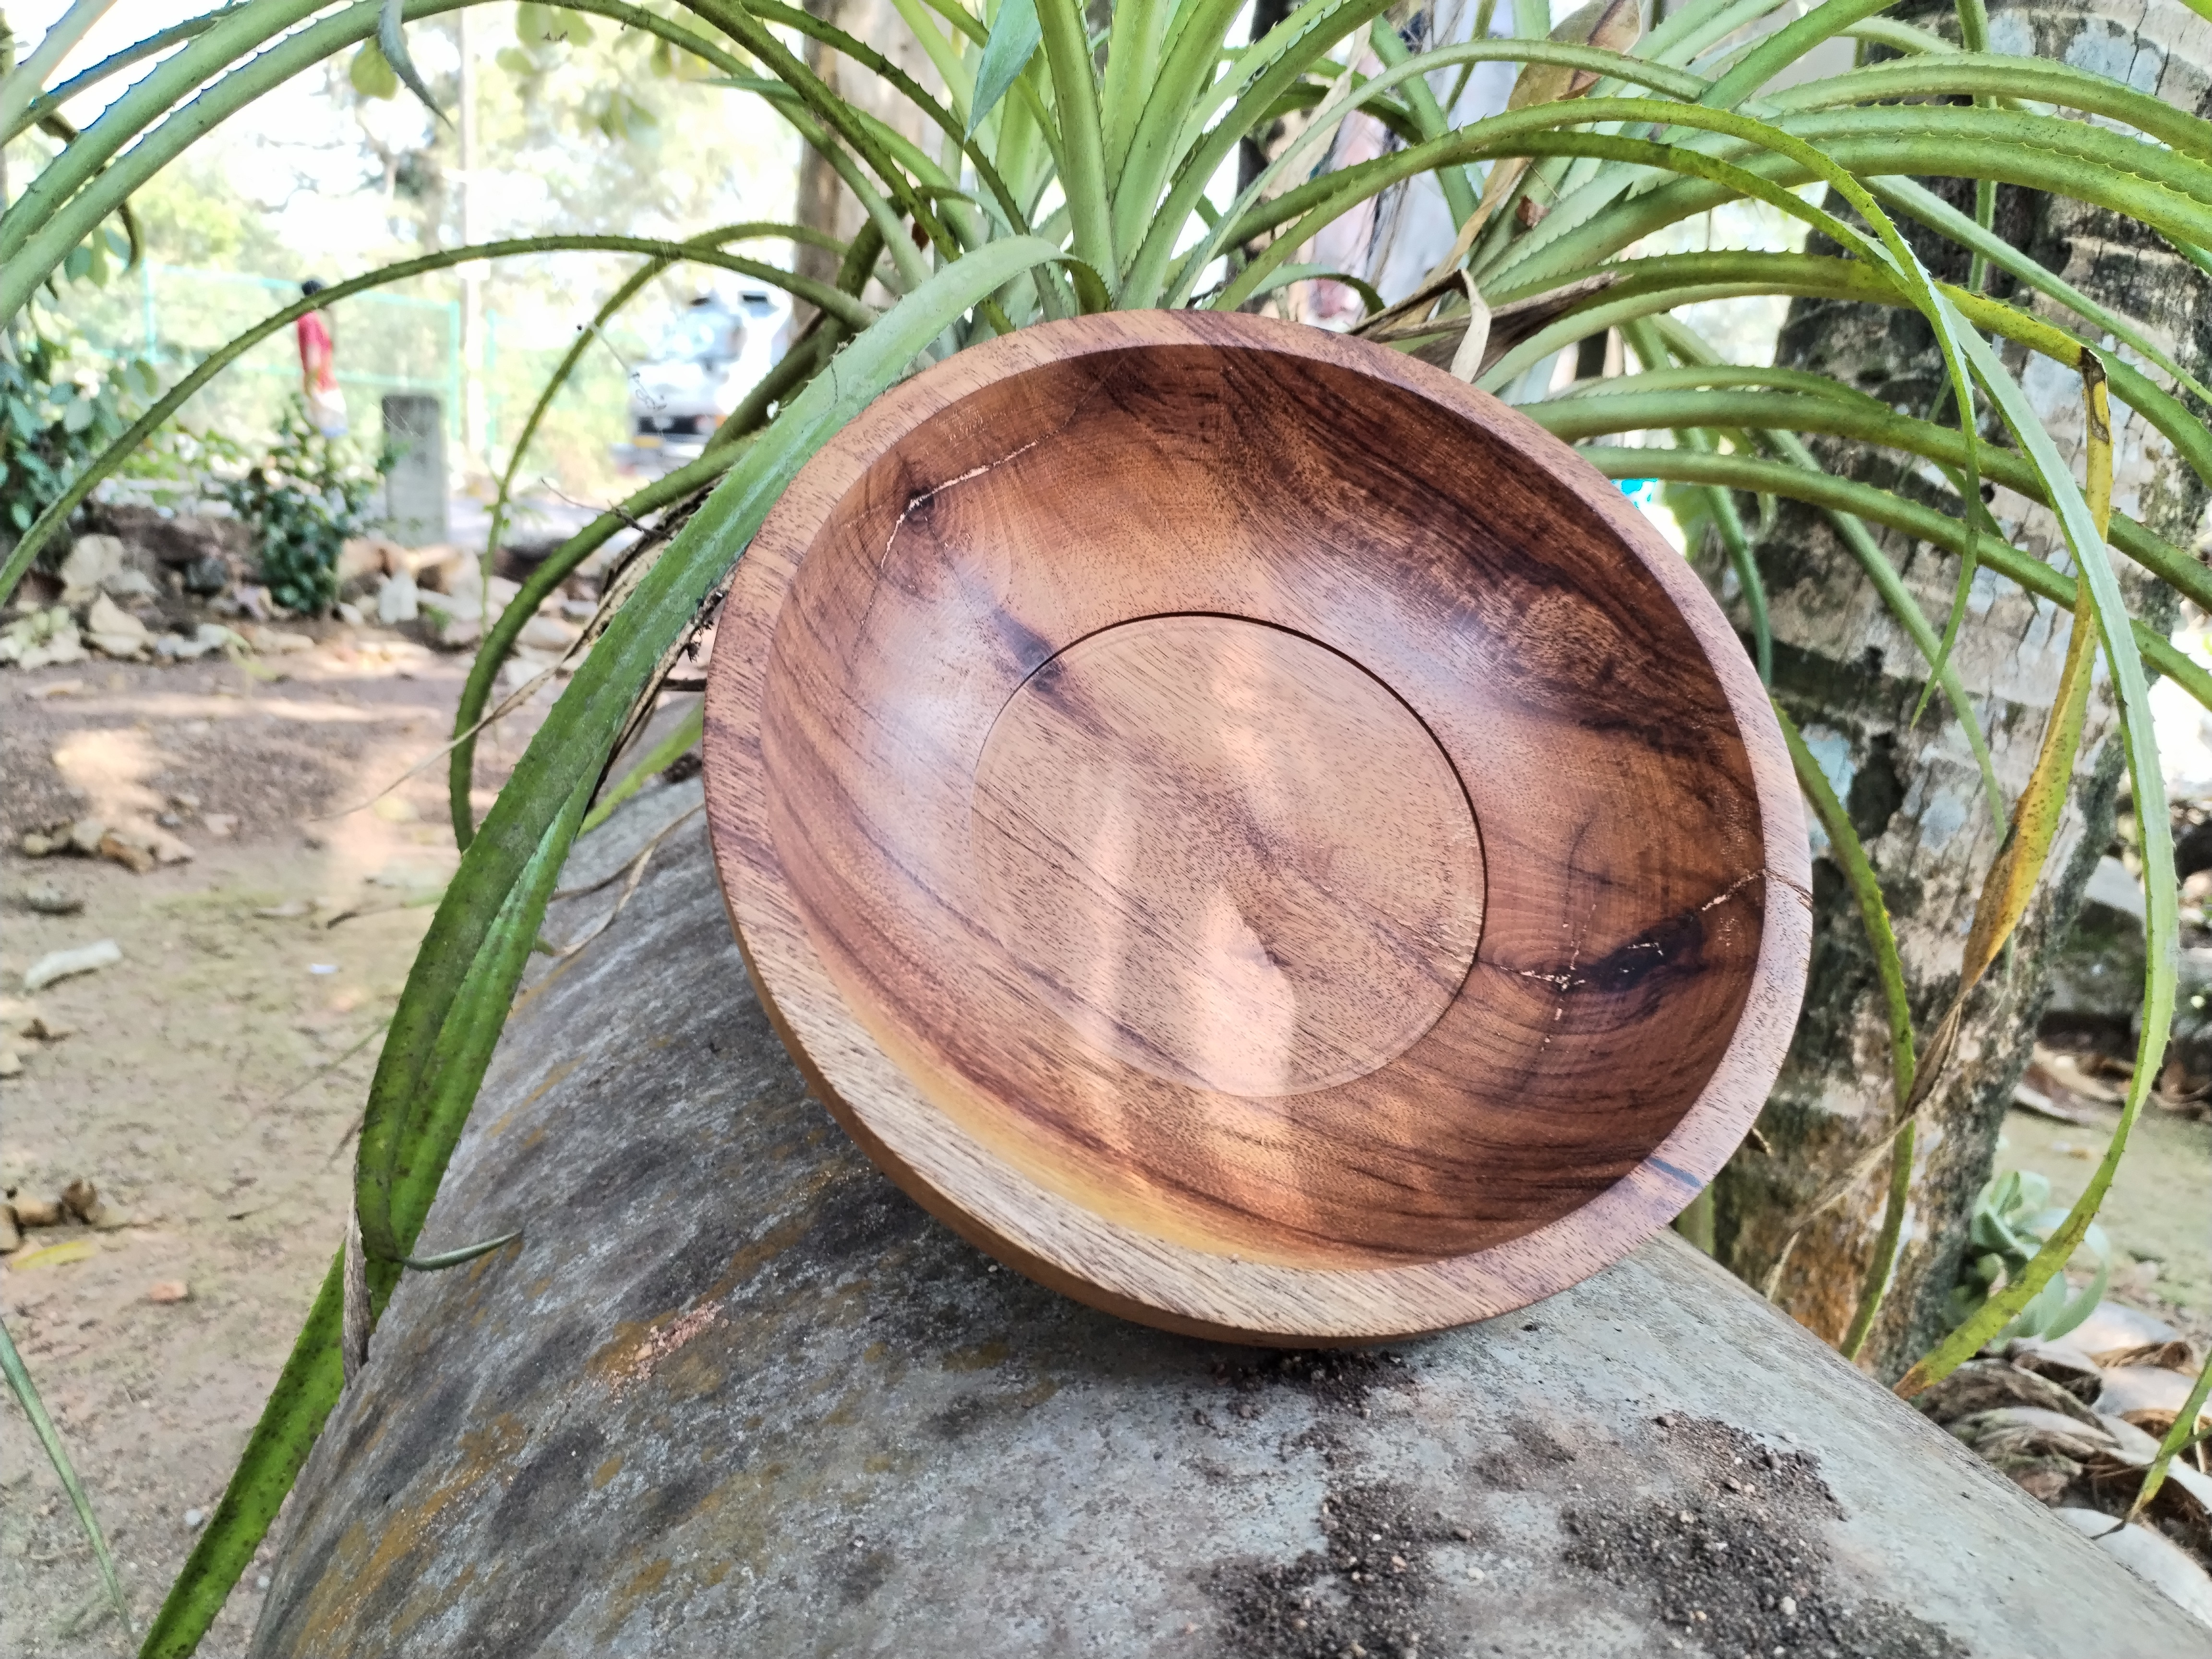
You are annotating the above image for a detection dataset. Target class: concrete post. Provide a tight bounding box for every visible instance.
[380,394,447,547]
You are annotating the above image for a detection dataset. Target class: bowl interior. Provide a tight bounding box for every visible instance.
[757,338,1771,1273]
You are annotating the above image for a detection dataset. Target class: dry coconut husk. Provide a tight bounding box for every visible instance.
[1916,1359,2107,1432]
[2072,1302,2183,1354]
[2006,1336,2106,1402]
[2095,1340,2201,1373]
[2100,1365,2212,1430]
[1947,1406,2118,1503]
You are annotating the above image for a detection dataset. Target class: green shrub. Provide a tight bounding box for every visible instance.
[0,316,153,555]
[213,399,386,615]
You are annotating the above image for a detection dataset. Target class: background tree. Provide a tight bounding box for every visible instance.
[1710,0,2212,1376]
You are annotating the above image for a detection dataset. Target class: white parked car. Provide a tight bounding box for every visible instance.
[613,288,790,475]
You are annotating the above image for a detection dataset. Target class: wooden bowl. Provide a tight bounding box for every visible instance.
[704,312,1809,1342]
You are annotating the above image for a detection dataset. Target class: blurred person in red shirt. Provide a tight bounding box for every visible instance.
[296,278,348,436]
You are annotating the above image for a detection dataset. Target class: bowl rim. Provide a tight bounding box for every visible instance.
[703,309,1811,1342]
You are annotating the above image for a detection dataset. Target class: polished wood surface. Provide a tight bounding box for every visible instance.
[970,613,1484,1100]
[704,311,1810,1341]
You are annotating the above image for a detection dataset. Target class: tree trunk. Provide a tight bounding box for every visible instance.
[249,786,2206,1656]
[794,0,941,300]
[1710,0,2212,1379]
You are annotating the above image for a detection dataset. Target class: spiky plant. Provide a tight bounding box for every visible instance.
[5,0,2212,1648]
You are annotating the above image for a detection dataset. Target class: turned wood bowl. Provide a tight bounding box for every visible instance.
[704,311,1809,1342]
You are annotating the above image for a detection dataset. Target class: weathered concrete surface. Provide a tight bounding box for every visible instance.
[252,786,2211,1657]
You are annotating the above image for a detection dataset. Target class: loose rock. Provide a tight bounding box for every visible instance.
[84,594,152,660]
[0,607,85,670]
[16,880,83,914]
[98,832,156,874]
[376,570,420,625]
[24,937,122,992]
[59,533,127,598]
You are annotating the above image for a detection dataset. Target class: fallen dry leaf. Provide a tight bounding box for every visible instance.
[7,1239,96,1271]
[2005,1336,2104,1402]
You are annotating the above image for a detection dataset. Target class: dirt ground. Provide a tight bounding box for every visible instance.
[0,629,557,1657]
[2001,1103,2212,1330]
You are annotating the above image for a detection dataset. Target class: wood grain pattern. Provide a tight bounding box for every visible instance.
[969,613,1484,1100]
[704,311,1811,1341]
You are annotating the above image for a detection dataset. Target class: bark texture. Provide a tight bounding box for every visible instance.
[794,0,941,299]
[1710,0,2212,1378]
[250,787,2205,1655]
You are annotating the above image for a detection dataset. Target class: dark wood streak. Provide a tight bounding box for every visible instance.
[705,312,1811,1341]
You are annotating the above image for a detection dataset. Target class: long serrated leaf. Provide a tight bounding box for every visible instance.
[144,776,586,1656]
[1951,357,2111,998]
[1774,703,1917,1360]
[1896,325,2176,1400]
[481,222,846,599]
[1776,709,1914,1109]
[0,1312,131,1639]
[1569,444,2212,715]
[1161,37,1704,308]
[397,1230,522,1271]
[361,233,1080,1262]
[377,0,445,123]
[1425,0,1643,284]
[578,702,705,836]
[1034,0,1113,280]
[148,236,1080,1659]
[969,0,1041,136]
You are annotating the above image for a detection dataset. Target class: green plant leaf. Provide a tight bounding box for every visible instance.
[968,0,1041,137]
[348,39,397,100]
[1897,330,2178,1400]
[397,1230,522,1271]
[377,0,445,123]
[0,1313,131,1640]
[580,703,705,837]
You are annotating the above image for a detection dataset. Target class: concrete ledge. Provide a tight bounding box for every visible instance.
[252,804,2203,1657]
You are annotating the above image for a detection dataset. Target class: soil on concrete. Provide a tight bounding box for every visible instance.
[0,630,557,1657]
[1563,1416,1967,1659]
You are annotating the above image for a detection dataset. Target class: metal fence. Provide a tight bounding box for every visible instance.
[71,264,461,444]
